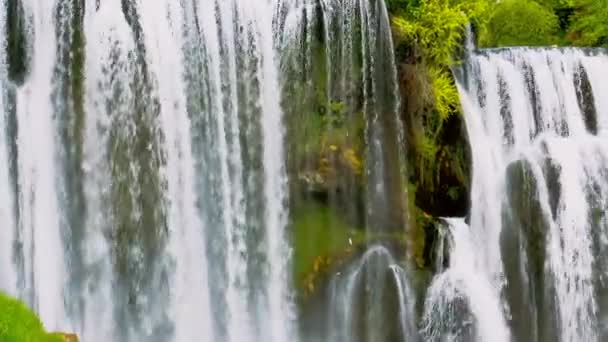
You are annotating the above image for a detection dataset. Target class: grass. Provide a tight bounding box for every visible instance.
[0,292,64,342]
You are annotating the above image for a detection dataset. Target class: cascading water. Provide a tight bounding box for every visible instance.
[329,245,417,342]
[15,0,67,331]
[435,47,608,342]
[11,1,608,342]
[278,0,413,341]
[0,0,414,340]
[1,0,299,340]
[421,218,510,342]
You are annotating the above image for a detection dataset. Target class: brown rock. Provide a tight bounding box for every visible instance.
[51,333,79,342]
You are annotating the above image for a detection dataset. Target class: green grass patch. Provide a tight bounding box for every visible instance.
[0,292,64,342]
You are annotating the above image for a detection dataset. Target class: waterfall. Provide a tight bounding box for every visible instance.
[451,47,608,342]
[421,218,510,342]
[1,0,298,340]
[0,0,16,296]
[329,245,417,342]
[10,0,608,341]
[0,0,414,339]
[278,0,412,340]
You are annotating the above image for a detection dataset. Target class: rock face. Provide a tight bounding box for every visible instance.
[395,44,472,219]
[501,159,560,342]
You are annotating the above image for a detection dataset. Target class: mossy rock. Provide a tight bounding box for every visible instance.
[397,53,472,219]
[291,202,367,298]
[0,292,71,342]
[502,158,559,342]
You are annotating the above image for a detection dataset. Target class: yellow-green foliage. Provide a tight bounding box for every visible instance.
[0,292,64,342]
[429,67,460,129]
[392,0,491,120]
[392,0,488,190]
[568,0,608,46]
[393,0,490,66]
[482,0,560,47]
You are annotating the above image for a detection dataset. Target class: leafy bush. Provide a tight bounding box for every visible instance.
[392,0,487,191]
[568,0,608,46]
[482,0,560,46]
[386,0,420,15]
[535,0,574,8]
[393,0,490,67]
[392,0,491,132]
[0,292,64,342]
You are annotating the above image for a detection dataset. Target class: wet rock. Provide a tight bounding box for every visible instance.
[502,159,559,342]
[6,0,30,84]
[298,243,419,342]
[574,64,598,135]
[397,57,472,219]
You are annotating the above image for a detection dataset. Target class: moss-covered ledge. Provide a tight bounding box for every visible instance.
[0,292,78,342]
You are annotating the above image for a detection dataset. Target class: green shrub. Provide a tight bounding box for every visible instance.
[0,292,63,342]
[393,0,491,67]
[568,0,608,46]
[483,0,560,47]
[392,0,488,190]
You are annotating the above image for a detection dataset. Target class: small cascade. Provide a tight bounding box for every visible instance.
[456,48,608,342]
[329,245,417,342]
[421,218,510,342]
[280,0,406,232]
[326,0,405,233]
[279,0,412,340]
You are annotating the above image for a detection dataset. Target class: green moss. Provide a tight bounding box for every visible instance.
[0,292,64,342]
[291,203,366,291]
[292,201,413,300]
[405,182,429,268]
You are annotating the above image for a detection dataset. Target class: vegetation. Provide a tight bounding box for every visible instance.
[569,0,608,46]
[483,0,560,46]
[390,0,481,221]
[292,202,410,299]
[288,0,608,302]
[481,0,608,47]
[291,203,366,297]
[0,292,65,342]
[385,0,608,272]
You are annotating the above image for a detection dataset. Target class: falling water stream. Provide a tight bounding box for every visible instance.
[424,48,608,342]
